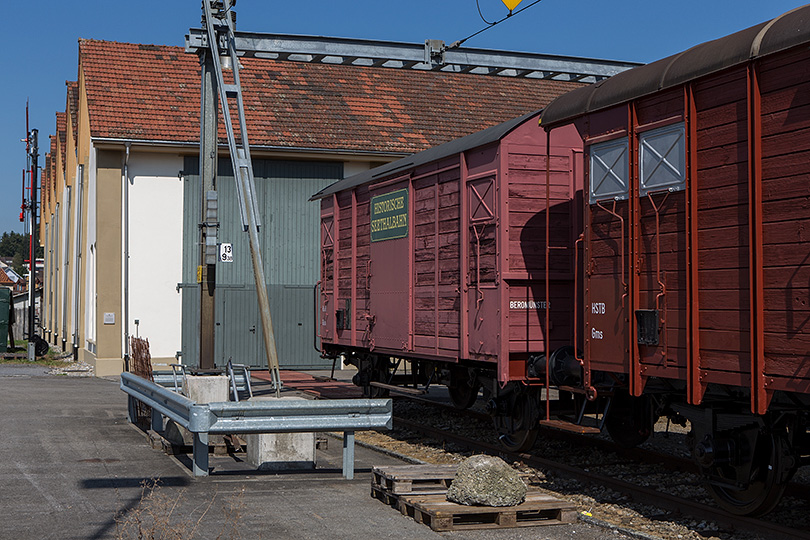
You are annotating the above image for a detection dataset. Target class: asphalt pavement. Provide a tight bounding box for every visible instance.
[0,363,633,539]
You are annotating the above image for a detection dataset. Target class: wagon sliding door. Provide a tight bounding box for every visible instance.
[367,181,412,352]
[635,121,687,383]
[585,136,631,379]
[467,172,500,361]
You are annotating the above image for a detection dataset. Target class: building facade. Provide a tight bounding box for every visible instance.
[39,36,635,376]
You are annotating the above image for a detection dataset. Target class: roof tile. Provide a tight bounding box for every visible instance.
[79,39,583,154]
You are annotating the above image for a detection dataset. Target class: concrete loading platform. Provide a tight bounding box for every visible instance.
[0,364,630,539]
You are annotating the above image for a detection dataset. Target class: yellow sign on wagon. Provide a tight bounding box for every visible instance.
[370,188,409,242]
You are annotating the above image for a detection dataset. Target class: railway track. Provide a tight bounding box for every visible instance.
[275,373,809,539]
[401,391,810,503]
[389,403,810,540]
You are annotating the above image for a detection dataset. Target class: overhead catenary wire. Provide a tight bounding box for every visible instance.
[476,0,497,25]
[451,0,544,49]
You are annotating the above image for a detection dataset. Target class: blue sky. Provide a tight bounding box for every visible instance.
[1,0,804,235]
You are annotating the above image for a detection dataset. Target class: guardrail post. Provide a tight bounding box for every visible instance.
[342,431,355,480]
[151,408,163,432]
[126,396,135,424]
[193,432,209,477]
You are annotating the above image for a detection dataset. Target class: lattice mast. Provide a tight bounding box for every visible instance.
[199,0,281,393]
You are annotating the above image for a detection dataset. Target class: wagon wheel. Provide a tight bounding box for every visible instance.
[605,391,655,448]
[492,389,539,453]
[704,432,795,516]
[447,367,480,410]
[362,357,390,398]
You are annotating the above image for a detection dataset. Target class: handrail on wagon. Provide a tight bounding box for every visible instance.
[120,372,392,479]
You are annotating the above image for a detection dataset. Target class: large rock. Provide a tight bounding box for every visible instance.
[446,455,526,507]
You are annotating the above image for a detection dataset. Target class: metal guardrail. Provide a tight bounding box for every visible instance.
[121,371,195,429]
[120,372,392,479]
[197,399,393,434]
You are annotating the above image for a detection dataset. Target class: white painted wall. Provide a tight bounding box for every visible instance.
[343,161,374,178]
[127,152,184,359]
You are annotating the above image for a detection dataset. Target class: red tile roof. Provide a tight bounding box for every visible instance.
[49,134,57,195]
[43,152,51,206]
[79,39,582,155]
[66,81,79,142]
[0,270,15,286]
[56,112,66,173]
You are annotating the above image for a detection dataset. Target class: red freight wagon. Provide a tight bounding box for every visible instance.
[312,111,583,448]
[540,5,810,516]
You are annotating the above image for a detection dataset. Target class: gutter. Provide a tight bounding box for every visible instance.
[123,142,131,371]
[72,164,84,361]
[90,136,409,160]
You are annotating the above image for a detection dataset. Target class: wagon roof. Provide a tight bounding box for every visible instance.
[540,4,810,128]
[310,109,540,200]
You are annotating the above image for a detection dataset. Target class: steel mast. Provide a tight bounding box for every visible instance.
[199,0,282,394]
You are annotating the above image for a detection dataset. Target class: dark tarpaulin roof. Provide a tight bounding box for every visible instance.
[310,110,540,200]
[540,4,810,128]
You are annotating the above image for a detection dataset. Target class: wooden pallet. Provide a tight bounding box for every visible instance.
[371,464,576,531]
[372,464,458,494]
[397,491,576,531]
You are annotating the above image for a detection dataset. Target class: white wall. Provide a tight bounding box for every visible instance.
[127,152,184,360]
[343,161,374,178]
[60,185,72,343]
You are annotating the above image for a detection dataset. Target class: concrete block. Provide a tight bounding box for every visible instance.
[169,375,229,448]
[246,396,316,471]
[164,419,193,446]
[183,375,229,403]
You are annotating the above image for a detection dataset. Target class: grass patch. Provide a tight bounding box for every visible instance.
[115,479,249,540]
[1,341,70,368]
[0,356,73,368]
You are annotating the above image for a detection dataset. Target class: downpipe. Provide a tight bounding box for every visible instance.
[123,142,131,371]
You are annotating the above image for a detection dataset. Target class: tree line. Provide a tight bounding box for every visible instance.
[0,232,44,277]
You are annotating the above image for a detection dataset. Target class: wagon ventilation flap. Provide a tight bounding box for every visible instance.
[635,309,660,346]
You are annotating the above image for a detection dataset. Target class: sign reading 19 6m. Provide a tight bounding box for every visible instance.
[370,188,409,242]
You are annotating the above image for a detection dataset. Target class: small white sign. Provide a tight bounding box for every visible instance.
[219,243,233,263]
[103,312,116,325]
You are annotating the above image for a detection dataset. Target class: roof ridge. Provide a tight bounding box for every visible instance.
[79,37,182,49]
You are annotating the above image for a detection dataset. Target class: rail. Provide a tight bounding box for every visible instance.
[120,372,392,479]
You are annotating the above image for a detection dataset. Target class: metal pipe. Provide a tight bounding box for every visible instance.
[27,130,39,356]
[61,186,71,353]
[645,191,669,312]
[123,143,131,370]
[544,129,552,422]
[72,164,84,361]
[44,222,49,340]
[53,203,59,345]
